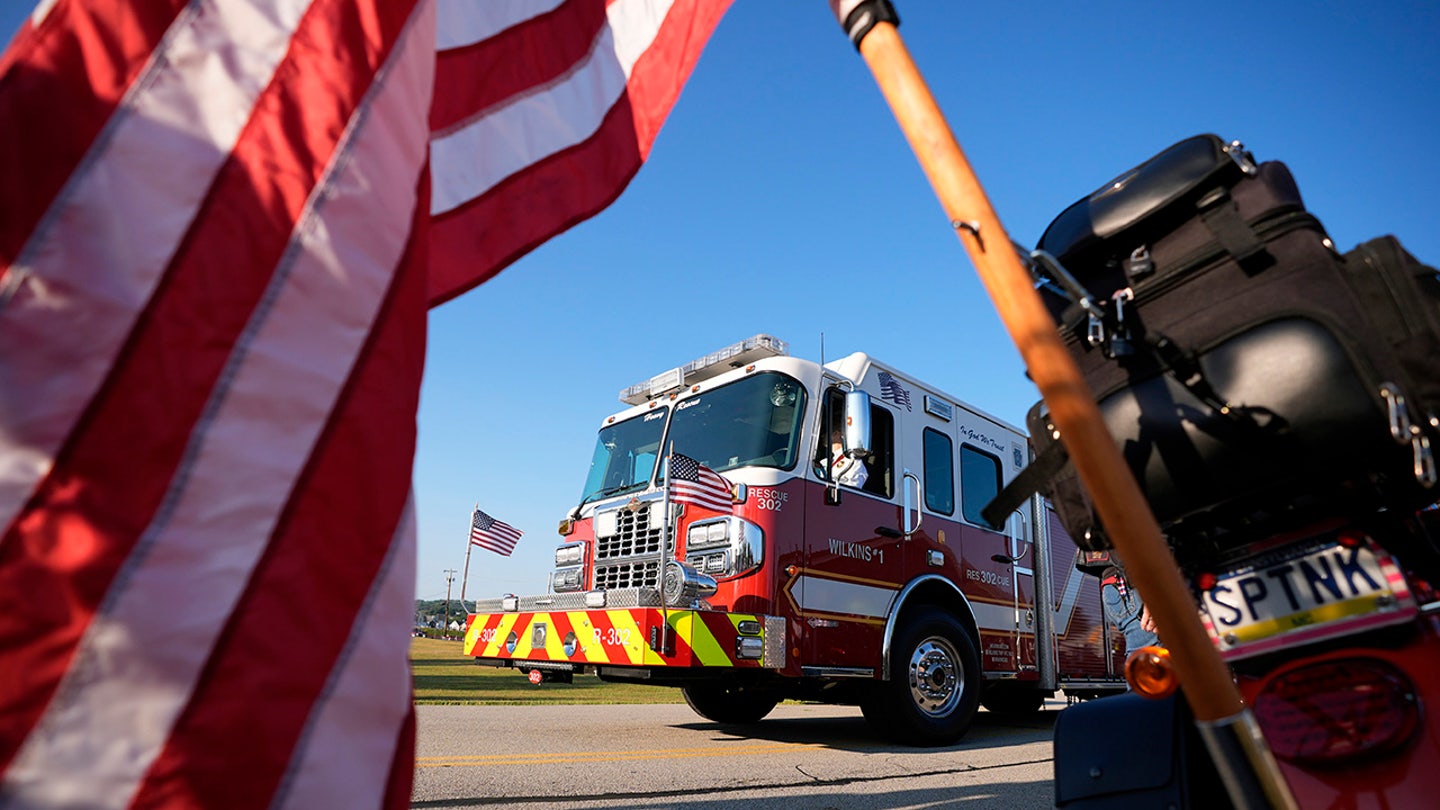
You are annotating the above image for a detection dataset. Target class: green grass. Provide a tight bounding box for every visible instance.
[410,637,685,705]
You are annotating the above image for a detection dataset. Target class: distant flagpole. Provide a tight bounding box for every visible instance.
[459,503,476,612]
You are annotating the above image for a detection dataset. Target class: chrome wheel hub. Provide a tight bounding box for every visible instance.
[908,636,963,717]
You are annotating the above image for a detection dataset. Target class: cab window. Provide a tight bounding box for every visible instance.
[815,388,895,498]
[960,444,1002,528]
[923,428,954,515]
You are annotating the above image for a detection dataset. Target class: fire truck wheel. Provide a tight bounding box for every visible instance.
[861,608,981,746]
[681,683,781,725]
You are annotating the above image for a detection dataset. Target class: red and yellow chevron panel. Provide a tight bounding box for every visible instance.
[463,608,772,668]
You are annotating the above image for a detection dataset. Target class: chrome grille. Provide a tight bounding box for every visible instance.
[591,502,675,590]
[595,505,672,560]
[593,559,661,590]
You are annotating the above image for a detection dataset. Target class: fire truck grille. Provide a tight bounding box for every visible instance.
[594,506,673,560]
[593,560,661,590]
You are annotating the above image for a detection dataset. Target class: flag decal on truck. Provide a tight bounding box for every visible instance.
[877,370,913,411]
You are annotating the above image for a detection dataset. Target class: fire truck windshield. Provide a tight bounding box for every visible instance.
[579,372,807,506]
[664,371,805,475]
[580,407,669,505]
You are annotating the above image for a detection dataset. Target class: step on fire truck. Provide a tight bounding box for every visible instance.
[465,335,1126,744]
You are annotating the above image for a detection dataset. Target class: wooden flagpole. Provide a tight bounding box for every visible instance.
[829,3,1295,807]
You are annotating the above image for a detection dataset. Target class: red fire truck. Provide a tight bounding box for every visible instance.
[464,335,1125,744]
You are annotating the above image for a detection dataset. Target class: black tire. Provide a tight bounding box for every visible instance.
[980,684,1046,715]
[861,608,981,746]
[682,682,781,725]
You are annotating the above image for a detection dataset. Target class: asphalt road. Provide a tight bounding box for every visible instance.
[412,701,1065,809]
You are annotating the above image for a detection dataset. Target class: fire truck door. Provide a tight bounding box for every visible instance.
[797,392,904,675]
[1007,510,1038,673]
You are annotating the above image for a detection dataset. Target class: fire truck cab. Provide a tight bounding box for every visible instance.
[465,335,1125,745]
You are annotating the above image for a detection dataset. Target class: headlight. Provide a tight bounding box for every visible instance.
[687,520,729,549]
[555,543,585,567]
[551,567,583,592]
[702,553,729,574]
[683,517,763,578]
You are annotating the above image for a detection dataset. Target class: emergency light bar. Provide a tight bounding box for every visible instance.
[619,334,788,405]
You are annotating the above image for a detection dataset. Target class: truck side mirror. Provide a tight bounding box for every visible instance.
[843,389,871,456]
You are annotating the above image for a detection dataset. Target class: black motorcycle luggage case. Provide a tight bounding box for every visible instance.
[1053,693,1232,809]
[1341,235,1440,421]
[1037,138,1381,420]
[1027,134,1438,546]
[1029,316,1401,548]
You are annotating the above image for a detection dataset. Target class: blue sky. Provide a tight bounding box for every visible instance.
[7,3,1439,603]
[421,1,1440,603]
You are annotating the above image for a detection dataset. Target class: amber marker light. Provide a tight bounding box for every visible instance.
[1125,645,1180,699]
[1336,530,1365,549]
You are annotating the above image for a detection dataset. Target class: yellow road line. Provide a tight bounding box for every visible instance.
[418,742,821,769]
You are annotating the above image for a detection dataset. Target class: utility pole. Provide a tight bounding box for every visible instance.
[442,568,458,640]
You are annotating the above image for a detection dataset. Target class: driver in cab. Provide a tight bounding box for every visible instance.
[827,429,868,489]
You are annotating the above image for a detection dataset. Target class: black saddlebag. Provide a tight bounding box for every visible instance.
[1017,134,1440,548]
[1340,235,1440,430]
[1054,693,1232,809]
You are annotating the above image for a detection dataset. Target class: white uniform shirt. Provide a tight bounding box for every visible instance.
[832,453,869,489]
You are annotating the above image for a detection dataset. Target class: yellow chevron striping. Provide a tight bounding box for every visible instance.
[509,613,535,658]
[466,607,774,667]
[481,613,521,657]
[538,612,566,658]
[569,612,610,664]
[682,612,728,666]
[605,609,648,665]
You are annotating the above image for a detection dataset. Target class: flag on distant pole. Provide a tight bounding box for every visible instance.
[0,0,732,805]
[470,508,524,557]
[668,453,735,512]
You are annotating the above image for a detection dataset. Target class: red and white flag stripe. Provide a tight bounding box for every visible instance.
[427,0,734,304]
[0,0,432,807]
[1,0,733,805]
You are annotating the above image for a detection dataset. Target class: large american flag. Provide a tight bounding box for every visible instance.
[668,453,736,512]
[427,0,734,304]
[470,509,524,557]
[0,0,730,806]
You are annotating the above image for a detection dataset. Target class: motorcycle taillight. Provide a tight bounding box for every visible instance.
[1253,658,1419,765]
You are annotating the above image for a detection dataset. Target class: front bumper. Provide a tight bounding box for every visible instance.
[464,588,785,669]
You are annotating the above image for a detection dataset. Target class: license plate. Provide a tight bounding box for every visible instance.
[1200,540,1416,660]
